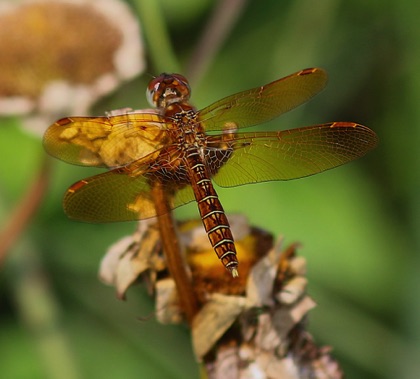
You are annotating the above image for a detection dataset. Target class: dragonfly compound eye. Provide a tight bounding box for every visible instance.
[146,73,191,108]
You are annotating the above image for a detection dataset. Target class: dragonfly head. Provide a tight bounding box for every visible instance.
[147,73,191,109]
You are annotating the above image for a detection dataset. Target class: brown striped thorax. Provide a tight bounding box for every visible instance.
[43,68,378,277]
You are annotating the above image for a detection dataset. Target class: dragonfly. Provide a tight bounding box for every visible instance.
[43,68,378,277]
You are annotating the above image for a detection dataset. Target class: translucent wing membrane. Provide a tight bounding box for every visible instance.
[206,122,378,187]
[198,68,327,131]
[62,122,377,223]
[63,161,196,222]
[44,68,378,231]
[43,113,167,168]
[44,68,379,276]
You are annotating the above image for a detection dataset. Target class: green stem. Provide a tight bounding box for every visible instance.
[132,0,180,74]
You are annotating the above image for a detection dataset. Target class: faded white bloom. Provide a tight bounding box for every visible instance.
[0,0,145,135]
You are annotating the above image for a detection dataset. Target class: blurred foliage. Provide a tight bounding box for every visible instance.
[1,0,419,378]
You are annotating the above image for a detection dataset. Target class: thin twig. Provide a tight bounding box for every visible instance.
[186,0,248,86]
[151,181,199,325]
[0,155,50,268]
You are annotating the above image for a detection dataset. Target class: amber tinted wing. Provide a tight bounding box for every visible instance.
[198,68,327,131]
[63,162,196,222]
[43,113,168,168]
[206,122,378,187]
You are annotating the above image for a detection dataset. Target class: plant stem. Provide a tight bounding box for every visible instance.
[0,155,50,267]
[186,0,248,86]
[151,181,199,325]
[132,0,180,74]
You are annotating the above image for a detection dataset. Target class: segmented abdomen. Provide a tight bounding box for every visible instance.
[186,149,238,276]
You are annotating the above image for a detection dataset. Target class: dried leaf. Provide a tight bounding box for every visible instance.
[156,278,183,324]
[98,220,162,299]
[192,294,248,360]
[276,276,308,305]
[246,237,284,307]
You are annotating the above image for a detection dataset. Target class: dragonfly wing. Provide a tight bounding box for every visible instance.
[43,113,168,168]
[64,162,196,222]
[172,184,196,212]
[207,122,378,187]
[198,68,327,131]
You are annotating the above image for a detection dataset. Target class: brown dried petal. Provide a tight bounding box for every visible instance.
[270,296,316,345]
[98,220,162,299]
[99,235,135,286]
[192,294,248,360]
[290,331,344,379]
[246,237,284,307]
[155,278,183,324]
[276,276,308,305]
[208,344,240,379]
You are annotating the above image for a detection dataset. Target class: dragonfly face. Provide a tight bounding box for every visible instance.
[147,73,191,109]
[43,68,378,276]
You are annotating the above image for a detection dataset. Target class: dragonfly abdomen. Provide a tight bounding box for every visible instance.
[187,152,239,277]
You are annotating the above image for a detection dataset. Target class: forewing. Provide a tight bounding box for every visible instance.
[64,163,196,222]
[43,113,168,168]
[206,122,378,187]
[198,68,327,131]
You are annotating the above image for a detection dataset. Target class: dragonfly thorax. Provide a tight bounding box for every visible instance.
[165,109,205,148]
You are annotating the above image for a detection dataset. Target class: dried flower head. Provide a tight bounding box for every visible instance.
[99,215,343,378]
[0,0,144,133]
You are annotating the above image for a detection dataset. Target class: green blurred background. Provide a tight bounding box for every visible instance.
[1,0,419,378]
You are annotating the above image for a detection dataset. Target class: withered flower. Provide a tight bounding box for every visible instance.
[0,0,144,133]
[100,215,344,378]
